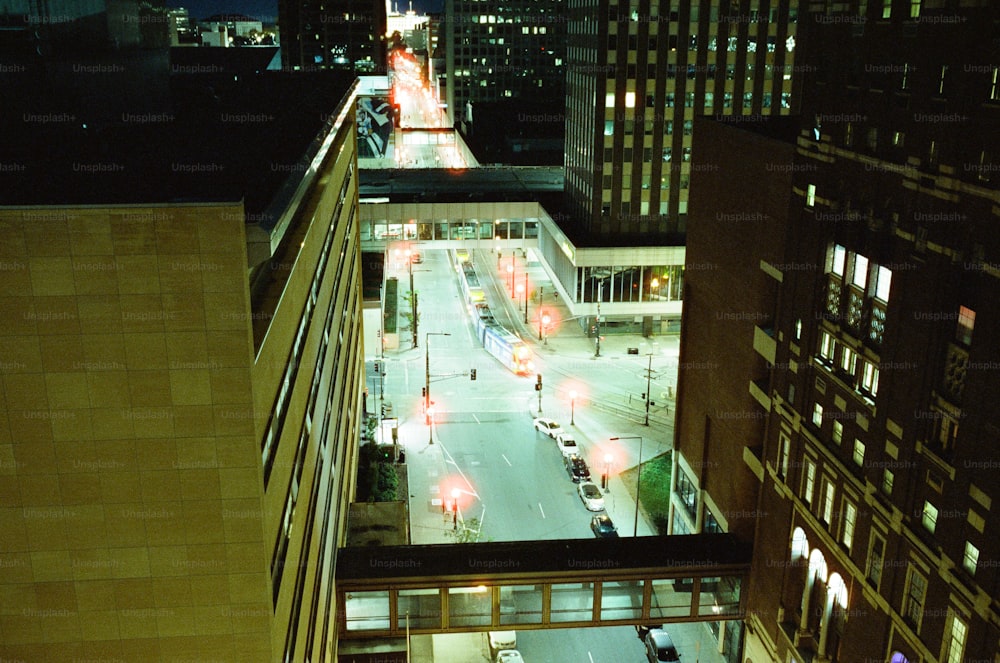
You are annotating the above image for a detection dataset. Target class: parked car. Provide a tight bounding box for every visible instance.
[590,514,619,538]
[495,651,525,663]
[577,481,605,511]
[555,432,578,457]
[488,630,517,654]
[533,417,563,439]
[564,454,591,483]
[644,628,681,662]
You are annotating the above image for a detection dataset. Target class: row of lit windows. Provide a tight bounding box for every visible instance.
[606,4,799,23]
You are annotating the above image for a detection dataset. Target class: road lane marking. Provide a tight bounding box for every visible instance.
[502,454,512,466]
[588,653,595,663]
[538,502,546,518]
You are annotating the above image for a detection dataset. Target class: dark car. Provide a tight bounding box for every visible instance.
[590,514,619,538]
[644,628,681,662]
[564,454,591,482]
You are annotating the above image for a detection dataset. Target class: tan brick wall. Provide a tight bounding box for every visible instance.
[0,203,269,661]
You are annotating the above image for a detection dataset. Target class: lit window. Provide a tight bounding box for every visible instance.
[803,459,816,505]
[938,65,948,95]
[842,500,857,550]
[832,420,843,445]
[604,121,614,136]
[903,568,926,629]
[881,0,892,19]
[962,542,979,576]
[806,184,816,207]
[901,64,910,90]
[778,433,790,479]
[852,439,865,466]
[606,93,616,108]
[822,479,835,524]
[944,613,968,663]
[851,254,869,288]
[909,0,921,19]
[861,362,879,396]
[795,319,802,340]
[893,130,905,146]
[829,244,846,276]
[840,346,857,376]
[874,264,892,301]
[956,306,975,345]
[882,469,894,495]
[921,501,938,533]
[625,91,636,108]
[812,403,824,427]
[867,533,885,587]
[992,68,1000,102]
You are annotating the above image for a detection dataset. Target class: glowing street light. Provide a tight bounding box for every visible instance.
[602,453,613,490]
[541,314,551,345]
[569,390,577,426]
[506,262,514,295]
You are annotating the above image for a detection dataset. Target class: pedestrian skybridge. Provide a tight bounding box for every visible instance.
[336,534,751,639]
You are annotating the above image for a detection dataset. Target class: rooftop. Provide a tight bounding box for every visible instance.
[0,49,354,217]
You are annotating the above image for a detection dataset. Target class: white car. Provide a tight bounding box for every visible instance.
[533,417,563,438]
[495,651,525,663]
[555,433,578,457]
[488,630,517,652]
[577,481,605,511]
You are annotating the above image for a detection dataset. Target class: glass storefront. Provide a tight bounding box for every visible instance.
[578,264,684,304]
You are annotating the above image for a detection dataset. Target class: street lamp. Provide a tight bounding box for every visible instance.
[506,262,514,296]
[602,452,613,490]
[451,487,460,531]
[569,390,577,426]
[611,436,643,536]
[541,314,551,345]
[405,249,417,348]
[425,332,451,443]
[516,282,525,322]
[523,272,529,323]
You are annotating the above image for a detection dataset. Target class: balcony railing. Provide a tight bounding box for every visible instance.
[942,342,969,404]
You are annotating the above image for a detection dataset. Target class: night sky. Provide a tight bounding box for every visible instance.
[169,0,443,23]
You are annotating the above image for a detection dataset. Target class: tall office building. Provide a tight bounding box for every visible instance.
[443,0,566,128]
[0,61,364,661]
[279,0,387,72]
[564,0,801,238]
[677,2,1000,662]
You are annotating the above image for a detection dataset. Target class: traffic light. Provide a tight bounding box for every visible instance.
[373,361,381,374]
[422,386,427,398]
[380,404,386,417]
[535,374,542,391]
[470,369,477,381]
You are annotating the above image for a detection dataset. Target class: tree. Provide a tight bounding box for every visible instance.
[400,290,420,331]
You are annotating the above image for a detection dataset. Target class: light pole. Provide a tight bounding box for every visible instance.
[516,282,525,322]
[644,353,654,426]
[611,436,643,536]
[569,390,577,426]
[451,488,460,531]
[602,453,613,490]
[523,272,529,323]
[595,280,604,357]
[506,262,514,296]
[542,314,550,345]
[407,249,417,348]
[425,332,451,443]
